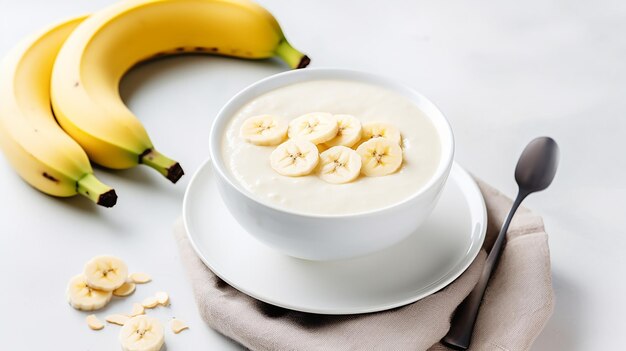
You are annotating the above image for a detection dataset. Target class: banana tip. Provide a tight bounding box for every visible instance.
[97,189,118,208]
[167,163,184,184]
[297,55,311,69]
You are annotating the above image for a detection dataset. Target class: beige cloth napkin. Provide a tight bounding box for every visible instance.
[173,180,554,350]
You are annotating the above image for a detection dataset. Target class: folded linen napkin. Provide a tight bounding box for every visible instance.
[173,180,554,350]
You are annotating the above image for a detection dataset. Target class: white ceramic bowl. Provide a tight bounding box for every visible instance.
[209,68,454,261]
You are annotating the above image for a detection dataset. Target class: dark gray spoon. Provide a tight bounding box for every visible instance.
[441,137,559,350]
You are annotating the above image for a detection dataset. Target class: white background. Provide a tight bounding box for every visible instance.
[0,0,624,349]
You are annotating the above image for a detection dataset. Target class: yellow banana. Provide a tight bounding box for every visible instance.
[51,0,310,183]
[0,16,117,207]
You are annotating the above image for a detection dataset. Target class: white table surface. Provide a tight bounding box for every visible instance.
[1,0,623,349]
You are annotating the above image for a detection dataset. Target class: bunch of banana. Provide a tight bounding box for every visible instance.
[51,0,309,182]
[0,0,309,206]
[0,17,117,207]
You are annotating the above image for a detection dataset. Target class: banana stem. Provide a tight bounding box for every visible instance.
[140,149,184,184]
[275,40,310,69]
[77,173,117,207]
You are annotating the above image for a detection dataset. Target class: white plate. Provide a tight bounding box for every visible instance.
[183,160,486,315]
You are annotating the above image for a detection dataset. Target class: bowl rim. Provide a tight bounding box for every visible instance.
[209,67,455,219]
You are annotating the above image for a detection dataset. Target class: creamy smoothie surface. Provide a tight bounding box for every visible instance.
[220,79,441,215]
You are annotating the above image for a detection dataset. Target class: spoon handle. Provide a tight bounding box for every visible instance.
[441,190,528,350]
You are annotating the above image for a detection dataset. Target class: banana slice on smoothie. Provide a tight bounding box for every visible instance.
[323,114,362,148]
[270,139,319,176]
[119,316,165,351]
[288,112,339,144]
[83,255,129,291]
[361,122,402,145]
[67,274,112,311]
[317,146,362,184]
[356,137,403,176]
[240,114,288,146]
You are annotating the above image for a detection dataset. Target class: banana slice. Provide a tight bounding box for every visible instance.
[106,314,130,326]
[113,282,136,297]
[270,139,319,176]
[356,137,403,176]
[240,114,288,146]
[83,256,128,291]
[130,303,145,317]
[67,274,112,311]
[288,112,338,144]
[323,114,362,148]
[155,291,170,306]
[119,316,165,351]
[361,122,402,145]
[86,315,105,331]
[142,296,160,309]
[170,318,189,334]
[317,146,362,184]
[129,272,152,284]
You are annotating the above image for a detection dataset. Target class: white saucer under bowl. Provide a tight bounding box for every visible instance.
[183,159,486,315]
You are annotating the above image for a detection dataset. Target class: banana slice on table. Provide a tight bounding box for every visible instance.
[288,112,338,144]
[129,272,152,284]
[323,114,362,148]
[317,146,362,184]
[86,314,105,331]
[361,122,402,145]
[170,318,189,334]
[83,256,128,291]
[67,274,112,311]
[113,282,136,297]
[240,115,288,146]
[356,137,403,176]
[106,314,130,326]
[119,316,165,351]
[270,139,319,176]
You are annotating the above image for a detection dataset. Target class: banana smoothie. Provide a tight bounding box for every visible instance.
[220,79,441,216]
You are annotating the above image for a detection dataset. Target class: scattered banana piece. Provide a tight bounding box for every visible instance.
[130,303,145,317]
[288,112,338,144]
[119,316,165,351]
[170,318,189,334]
[67,274,113,311]
[317,146,362,184]
[113,282,136,297]
[361,122,402,145]
[70,255,188,346]
[142,296,160,309]
[86,314,105,331]
[323,114,362,148]
[270,139,319,176]
[83,255,129,291]
[156,291,170,306]
[130,272,152,284]
[106,314,131,326]
[240,114,288,146]
[357,137,403,176]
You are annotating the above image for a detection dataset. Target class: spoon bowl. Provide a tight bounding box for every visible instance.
[515,137,559,194]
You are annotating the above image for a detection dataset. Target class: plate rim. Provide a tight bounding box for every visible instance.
[183,158,487,315]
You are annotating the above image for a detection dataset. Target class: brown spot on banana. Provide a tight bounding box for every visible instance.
[42,172,59,183]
